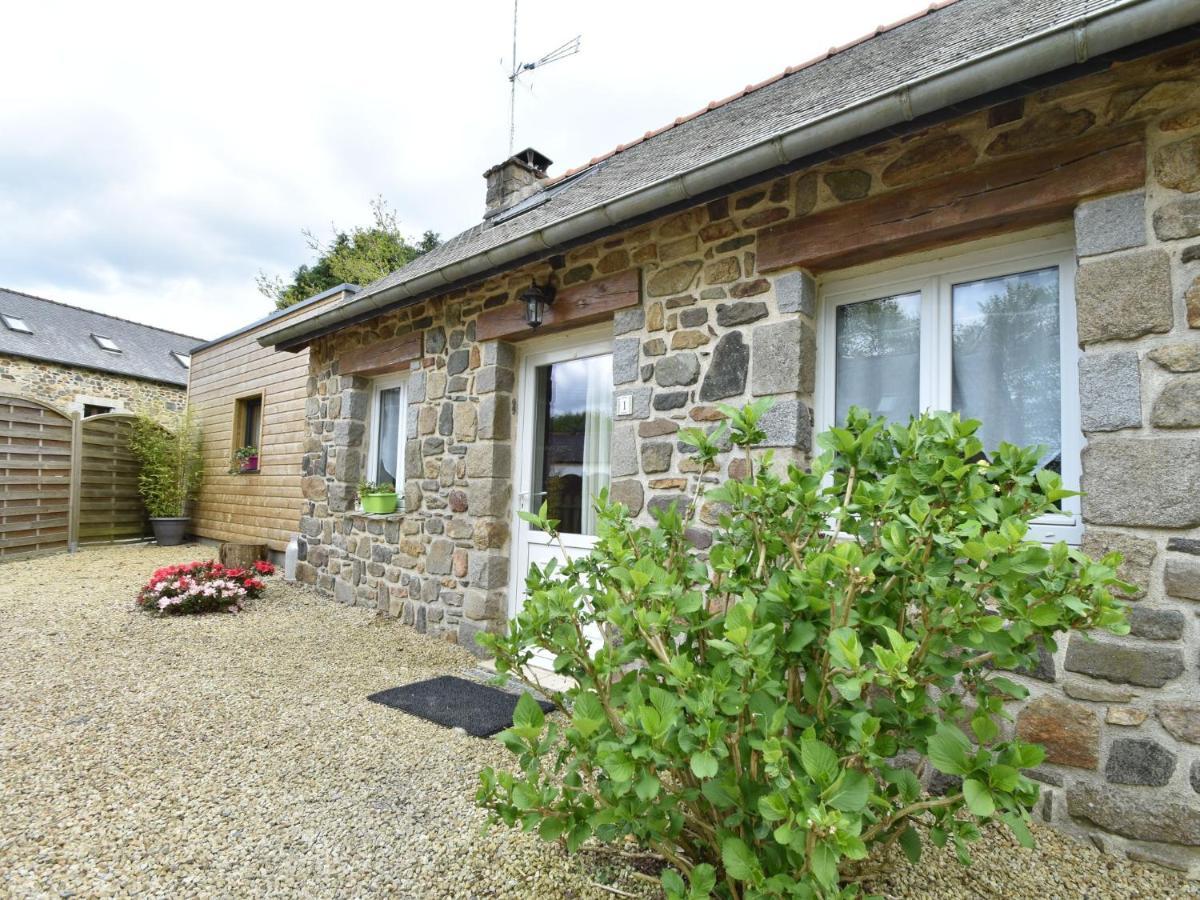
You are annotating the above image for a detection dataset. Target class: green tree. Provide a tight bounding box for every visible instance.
[257,197,439,309]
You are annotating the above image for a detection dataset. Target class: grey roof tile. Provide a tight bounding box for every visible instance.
[0,287,201,386]
[356,0,1121,303]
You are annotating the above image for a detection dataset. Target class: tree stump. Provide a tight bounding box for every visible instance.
[219,542,268,570]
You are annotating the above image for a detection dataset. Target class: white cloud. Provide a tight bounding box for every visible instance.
[0,0,920,339]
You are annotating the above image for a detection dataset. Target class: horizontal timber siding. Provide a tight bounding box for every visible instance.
[189,303,329,552]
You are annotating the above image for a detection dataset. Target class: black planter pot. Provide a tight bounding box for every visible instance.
[150,517,189,546]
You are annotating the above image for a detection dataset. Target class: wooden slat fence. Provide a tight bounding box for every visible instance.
[0,395,148,561]
[0,395,74,559]
[77,413,148,545]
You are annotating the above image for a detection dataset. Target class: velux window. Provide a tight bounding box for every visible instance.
[366,374,408,488]
[1,313,32,333]
[817,232,1082,543]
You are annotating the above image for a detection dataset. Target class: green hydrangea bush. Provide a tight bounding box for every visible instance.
[477,404,1129,899]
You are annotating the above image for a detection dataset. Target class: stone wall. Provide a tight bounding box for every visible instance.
[295,297,519,650]
[0,352,185,422]
[290,40,1200,871]
[1019,91,1200,872]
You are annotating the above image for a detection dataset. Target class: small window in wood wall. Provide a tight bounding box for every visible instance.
[232,393,264,473]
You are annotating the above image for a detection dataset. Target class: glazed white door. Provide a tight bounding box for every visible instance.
[510,330,613,630]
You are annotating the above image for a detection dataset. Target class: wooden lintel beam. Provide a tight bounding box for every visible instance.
[339,331,423,377]
[757,126,1147,274]
[474,268,641,342]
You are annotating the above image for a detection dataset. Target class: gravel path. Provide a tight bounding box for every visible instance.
[0,544,649,899]
[1,544,1196,899]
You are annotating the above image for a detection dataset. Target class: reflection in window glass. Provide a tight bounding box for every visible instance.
[374,386,403,485]
[835,292,921,424]
[952,267,1060,469]
[532,354,613,536]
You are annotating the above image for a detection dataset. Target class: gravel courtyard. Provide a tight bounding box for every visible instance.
[0,544,648,899]
[2,544,1197,899]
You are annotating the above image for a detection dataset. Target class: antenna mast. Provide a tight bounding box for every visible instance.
[507,0,580,155]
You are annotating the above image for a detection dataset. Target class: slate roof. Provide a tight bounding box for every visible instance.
[0,287,201,386]
[354,0,1126,304]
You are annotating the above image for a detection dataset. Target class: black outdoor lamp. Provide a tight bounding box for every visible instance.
[520,278,556,329]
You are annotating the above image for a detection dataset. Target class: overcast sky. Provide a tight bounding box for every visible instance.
[1,0,920,341]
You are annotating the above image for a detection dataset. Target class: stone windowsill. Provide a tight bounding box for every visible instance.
[350,509,407,521]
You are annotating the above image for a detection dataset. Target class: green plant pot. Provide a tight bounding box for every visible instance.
[361,492,398,515]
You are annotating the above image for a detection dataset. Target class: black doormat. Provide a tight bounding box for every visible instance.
[367,675,554,738]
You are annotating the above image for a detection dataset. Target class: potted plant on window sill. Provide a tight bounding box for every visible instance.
[230,445,259,474]
[358,481,398,515]
[129,410,203,546]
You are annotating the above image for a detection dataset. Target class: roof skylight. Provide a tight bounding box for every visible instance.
[1,314,32,333]
[92,334,121,352]
[171,351,191,368]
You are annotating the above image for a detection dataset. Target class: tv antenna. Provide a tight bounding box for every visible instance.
[507,0,581,155]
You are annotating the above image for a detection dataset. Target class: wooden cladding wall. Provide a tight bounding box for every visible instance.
[77,414,147,545]
[0,395,73,559]
[0,397,147,560]
[189,317,316,552]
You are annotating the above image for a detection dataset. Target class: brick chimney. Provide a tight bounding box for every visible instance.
[483,148,552,219]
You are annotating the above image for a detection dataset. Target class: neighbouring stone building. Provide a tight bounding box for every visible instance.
[0,287,195,421]
[256,0,1200,872]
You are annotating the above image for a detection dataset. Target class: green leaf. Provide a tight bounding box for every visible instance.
[833,675,863,701]
[690,750,719,779]
[1004,813,1036,849]
[963,778,996,817]
[800,737,840,786]
[971,713,999,744]
[827,770,869,813]
[661,870,686,899]
[689,864,717,898]
[721,836,761,883]
[809,842,839,889]
[785,621,817,652]
[757,792,790,822]
[1029,604,1059,627]
[571,692,605,737]
[538,817,566,841]
[926,723,971,776]
[635,772,661,801]
[989,764,1019,793]
[513,693,545,731]
[898,825,922,864]
[827,626,863,670]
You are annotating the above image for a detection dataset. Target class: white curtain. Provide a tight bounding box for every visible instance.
[951,268,1060,463]
[376,386,402,485]
[835,292,921,424]
[580,354,613,535]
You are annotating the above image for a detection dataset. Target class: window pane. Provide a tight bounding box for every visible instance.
[952,267,1060,468]
[532,354,612,536]
[835,292,921,424]
[374,387,402,485]
[241,397,262,448]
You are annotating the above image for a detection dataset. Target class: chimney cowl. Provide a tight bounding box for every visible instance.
[483,147,553,219]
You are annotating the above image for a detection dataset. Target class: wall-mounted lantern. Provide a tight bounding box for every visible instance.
[520,278,556,329]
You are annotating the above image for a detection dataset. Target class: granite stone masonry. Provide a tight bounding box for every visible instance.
[285,40,1200,872]
[0,352,184,423]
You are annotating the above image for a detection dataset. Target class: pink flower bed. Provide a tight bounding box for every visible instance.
[136,559,275,615]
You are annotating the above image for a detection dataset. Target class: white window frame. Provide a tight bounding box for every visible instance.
[816,230,1082,544]
[365,373,409,499]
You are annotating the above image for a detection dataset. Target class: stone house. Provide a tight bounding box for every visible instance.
[258,0,1200,871]
[0,286,194,421]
